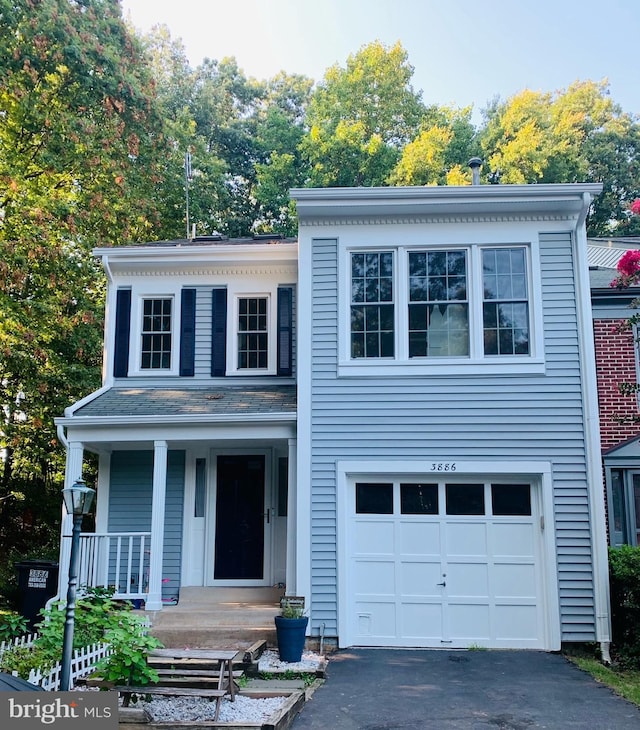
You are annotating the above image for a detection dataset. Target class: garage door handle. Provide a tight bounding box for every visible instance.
[437,581,446,587]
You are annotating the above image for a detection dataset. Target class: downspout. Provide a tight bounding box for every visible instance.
[574,191,612,662]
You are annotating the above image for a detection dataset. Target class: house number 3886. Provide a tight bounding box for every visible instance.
[430,463,456,471]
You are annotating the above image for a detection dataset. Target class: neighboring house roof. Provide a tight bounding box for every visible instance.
[71,385,297,419]
[588,238,640,299]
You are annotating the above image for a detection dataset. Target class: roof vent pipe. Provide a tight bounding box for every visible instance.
[468,157,482,185]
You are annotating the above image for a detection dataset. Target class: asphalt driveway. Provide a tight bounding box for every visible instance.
[291,649,640,729]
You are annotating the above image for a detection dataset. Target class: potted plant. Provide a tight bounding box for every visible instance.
[274,598,308,663]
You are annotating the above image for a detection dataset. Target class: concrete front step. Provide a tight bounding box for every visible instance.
[146,586,282,649]
[149,626,277,650]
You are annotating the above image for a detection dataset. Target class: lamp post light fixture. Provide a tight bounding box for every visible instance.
[60,478,95,691]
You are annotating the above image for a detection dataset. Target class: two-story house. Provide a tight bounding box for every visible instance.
[55,236,298,611]
[55,182,611,656]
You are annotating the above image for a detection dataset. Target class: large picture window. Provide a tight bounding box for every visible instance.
[141,298,172,369]
[346,244,532,368]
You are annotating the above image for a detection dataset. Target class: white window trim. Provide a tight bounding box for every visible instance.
[339,239,545,377]
[129,291,180,376]
[227,290,277,376]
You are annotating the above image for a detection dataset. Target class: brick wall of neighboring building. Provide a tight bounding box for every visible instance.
[594,318,640,451]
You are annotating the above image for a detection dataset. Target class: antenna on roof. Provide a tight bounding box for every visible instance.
[185,150,194,239]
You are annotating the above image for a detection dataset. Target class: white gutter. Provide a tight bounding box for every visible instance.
[55,411,296,428]
[574,191,612,662]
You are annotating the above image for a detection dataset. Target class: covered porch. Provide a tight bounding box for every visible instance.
[54,386,299,615]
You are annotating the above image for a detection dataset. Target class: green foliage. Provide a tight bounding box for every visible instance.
[609,546,640,668]
[478,80,640,235]
[0,587,123,678]
[0,589,161,685]
[302,40,424,187]
[279,599,305,619]
[0,644,53,678]
[95,611,162,686]
[0,610,28,643]
[565,647,640,708]
[0,0,166,587]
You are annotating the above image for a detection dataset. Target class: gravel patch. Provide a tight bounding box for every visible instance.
[143,694,287,724]
[258,649,324,673]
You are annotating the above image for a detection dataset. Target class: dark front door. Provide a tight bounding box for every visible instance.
[214,455,265,580]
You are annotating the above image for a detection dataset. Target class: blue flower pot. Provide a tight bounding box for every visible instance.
[274,615,309,663]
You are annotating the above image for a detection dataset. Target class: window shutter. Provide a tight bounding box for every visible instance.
[179,288,196,376]
[113,289,131,378]
[277,286,293,376]
[211,288,227,377]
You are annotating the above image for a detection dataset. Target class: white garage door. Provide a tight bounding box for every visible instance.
[346,479,545,649]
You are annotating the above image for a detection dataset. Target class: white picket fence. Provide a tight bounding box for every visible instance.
[0,632,38,661]
[3,635,112,691]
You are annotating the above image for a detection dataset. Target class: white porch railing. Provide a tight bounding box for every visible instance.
[74,532,152,600]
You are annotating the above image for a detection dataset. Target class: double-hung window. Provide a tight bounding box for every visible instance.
[482,248,529,356]
[350,252,394,358]
[408,250,469,357]
[141,297,173,369]
[346,243,535,371]
[237,296,268,369]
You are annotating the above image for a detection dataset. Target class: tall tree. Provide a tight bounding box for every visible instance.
[389,106,480,186]
[254,72,313,235]
[302,40,425,187]
[0,0,166,569]
[479,80,640,233]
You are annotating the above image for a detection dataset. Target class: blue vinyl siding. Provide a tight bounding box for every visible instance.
[191,286,296,379]
[109,450,185,601]
[308,231,594,641]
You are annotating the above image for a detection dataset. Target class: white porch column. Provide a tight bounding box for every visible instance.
[285,438,297,595]
[57,442,85,600]
[146,440,168,611]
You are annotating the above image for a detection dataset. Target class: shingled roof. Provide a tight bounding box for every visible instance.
[73,386,296,419]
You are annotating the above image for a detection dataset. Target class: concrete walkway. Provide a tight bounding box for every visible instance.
[291,649,640,729]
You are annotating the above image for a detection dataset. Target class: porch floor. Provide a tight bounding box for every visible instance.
[143,587,285,650]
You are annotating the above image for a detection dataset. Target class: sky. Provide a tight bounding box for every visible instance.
[120,0,639,123]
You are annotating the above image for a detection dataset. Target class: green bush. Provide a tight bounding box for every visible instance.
[0,587,162,685]
[609,545,640,668]
[0,610,29,643]
[96,611,162,687]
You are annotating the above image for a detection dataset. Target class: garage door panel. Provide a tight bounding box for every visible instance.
[448,603,490,639]
[492,523,535,556]
[493,563,537,598]
[355,521,394,553]
[447,563,489,597]
[400,521,440,554]
[400,560,443,596]
[355,602,396,639]
[494,605,538,641]
[400,602,443,639]
[445,522,487,556]
[354,560,395,594]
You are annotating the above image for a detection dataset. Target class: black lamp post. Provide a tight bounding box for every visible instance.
[60,478,95,691]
